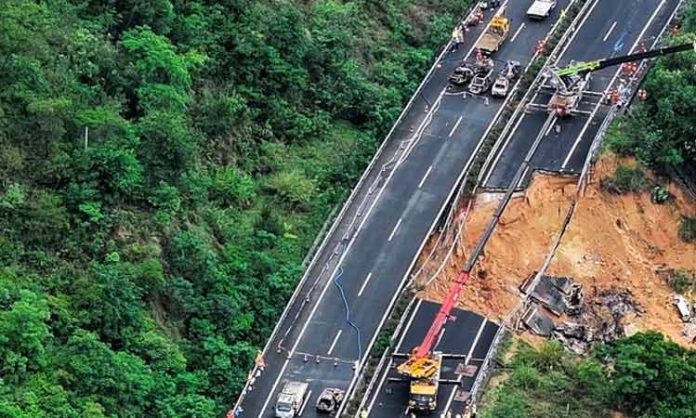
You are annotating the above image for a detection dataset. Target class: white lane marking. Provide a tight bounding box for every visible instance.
[511,23,526,43]
[465,318,488,365]
[367,358,393,414]
[388,218,402,242]
[327,330,343,356]
[603,21,618,42]
[442,386,459,416]
[448,116,464,137]
[545,116,558,136]
[517,166,531,189]
[418,166,433,189]
[357,272,373,297]
[396,299,423,352]
[562,0,667,169]
[298,389,312,416]
[556,0,602,59]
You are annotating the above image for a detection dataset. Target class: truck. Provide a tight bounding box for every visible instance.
[527,0,556,20]
[475,16,510,53]
[401,352,443,413]
[275,381,309,418]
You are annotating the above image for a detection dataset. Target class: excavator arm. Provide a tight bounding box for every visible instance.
[555,41,695,77]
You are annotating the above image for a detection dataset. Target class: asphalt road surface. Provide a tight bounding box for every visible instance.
[483,0,682,190]
[363,301,499,418]
[235,1,571,417]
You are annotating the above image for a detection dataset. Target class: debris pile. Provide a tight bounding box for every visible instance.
[552,288,645,354]
[518,274,648,354]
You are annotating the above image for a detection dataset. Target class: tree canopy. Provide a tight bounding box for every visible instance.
[0,0,469,415]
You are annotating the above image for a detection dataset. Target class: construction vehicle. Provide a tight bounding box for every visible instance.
[448,57,494,88]
[475,15,511,53]
[529,42,695,116]
[275,381,309,418]
[527,0,556,20]
[491,60,521,97]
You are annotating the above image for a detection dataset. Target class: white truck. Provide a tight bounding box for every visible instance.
[275,381,309,418]
[527,0,556,19]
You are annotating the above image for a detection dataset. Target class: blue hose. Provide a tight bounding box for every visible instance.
[332,267,362,359]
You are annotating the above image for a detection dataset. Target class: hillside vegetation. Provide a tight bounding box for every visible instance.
[481,333,696,418]
[0,0,470,416]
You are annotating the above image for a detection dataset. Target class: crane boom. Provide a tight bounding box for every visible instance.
[555,41,695,77]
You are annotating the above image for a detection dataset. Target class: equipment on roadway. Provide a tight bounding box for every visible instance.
[491,60,521,97]
[531,42,695,116]
[275,381,309,418]
[527,0,557,20]
[475,15,511,53]
[315,388,345,413]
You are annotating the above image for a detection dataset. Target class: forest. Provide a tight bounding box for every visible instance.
[0,0,471,416]
[1,0,695,417]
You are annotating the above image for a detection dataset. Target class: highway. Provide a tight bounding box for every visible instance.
[483,0,682,190]
[363,1,683,417]
[362,302,498,418]
[234,1,571,417]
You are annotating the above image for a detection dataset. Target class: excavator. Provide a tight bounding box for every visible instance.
[529,41,695,116]
[396,42,695,415]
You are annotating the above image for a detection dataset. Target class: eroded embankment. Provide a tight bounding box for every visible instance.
[417,155,696,347]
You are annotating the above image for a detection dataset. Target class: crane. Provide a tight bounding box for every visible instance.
[397,41,696,413]
[533,41,695,116]
[397,181,505,412]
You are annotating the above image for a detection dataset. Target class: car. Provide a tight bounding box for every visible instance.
[469,72,493,94]
[491,77,510,97]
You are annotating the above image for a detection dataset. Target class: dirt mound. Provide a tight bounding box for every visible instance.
[418,155,696,347]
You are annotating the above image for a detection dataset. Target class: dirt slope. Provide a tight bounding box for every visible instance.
[418,155,696,346]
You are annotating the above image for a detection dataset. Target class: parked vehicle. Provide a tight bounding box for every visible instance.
[316,388,345,413]
[475,15,510,53]
[527,0,557,20]
[491,60,521,97]
[469,69,494,94]
[275,381,309,418]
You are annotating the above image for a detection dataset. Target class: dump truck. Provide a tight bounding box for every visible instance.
[527,0,556,20]
[475,16,510,53]
[275,381,309,418]
[315,388,345,413]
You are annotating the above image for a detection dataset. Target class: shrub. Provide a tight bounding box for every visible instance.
[600,165,649,194]
[650,186,673,204]
[679,216,696,243]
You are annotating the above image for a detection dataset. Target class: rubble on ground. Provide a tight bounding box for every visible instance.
[518,274,648,354]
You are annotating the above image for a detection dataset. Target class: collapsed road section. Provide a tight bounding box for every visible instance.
[233,1,574,417]
[356,0,689,417]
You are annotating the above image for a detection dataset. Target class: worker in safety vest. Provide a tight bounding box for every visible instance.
[451,24,465,51]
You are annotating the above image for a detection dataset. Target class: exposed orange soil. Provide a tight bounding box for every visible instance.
[418,154,696,347]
